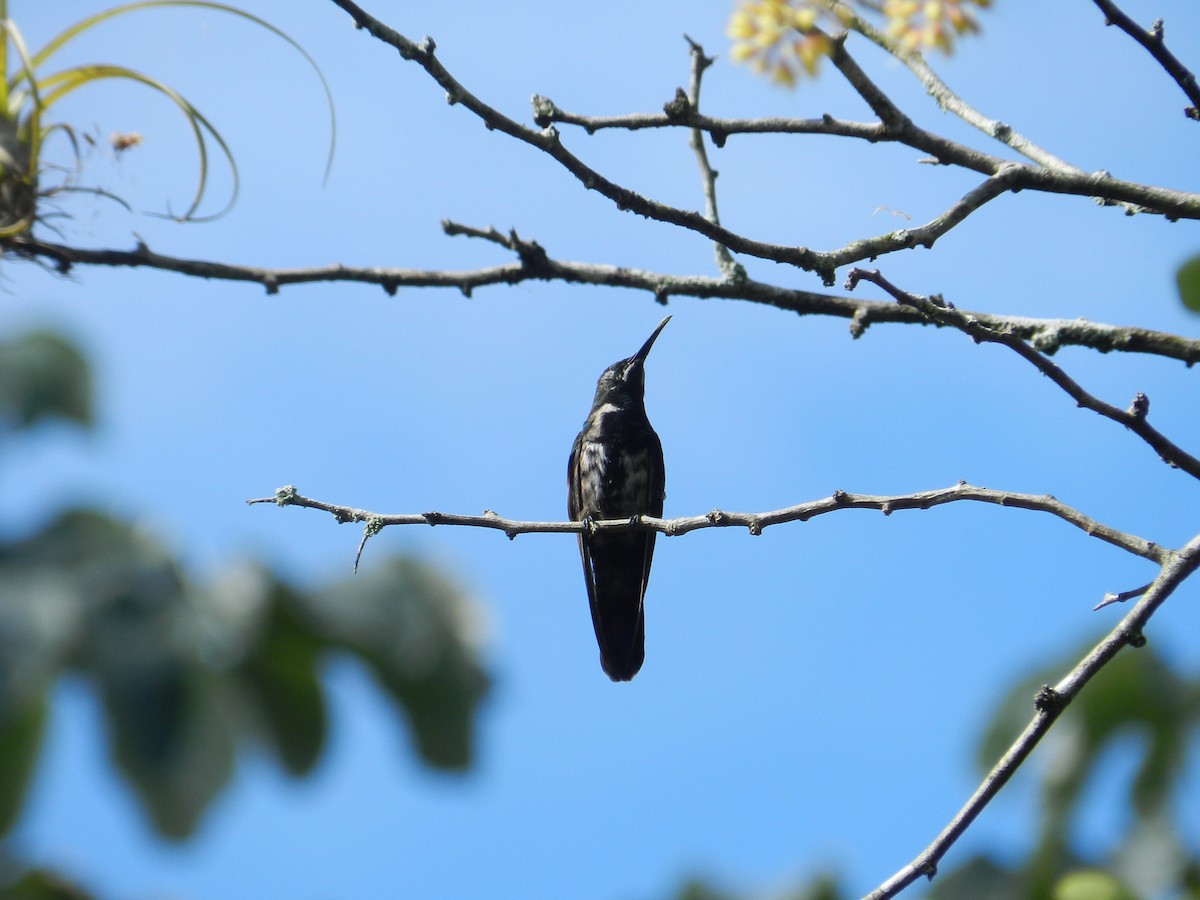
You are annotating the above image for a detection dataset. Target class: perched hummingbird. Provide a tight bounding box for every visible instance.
[568,316,670,681]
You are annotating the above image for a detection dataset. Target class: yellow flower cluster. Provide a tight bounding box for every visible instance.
[883,0,991,55]
[727,0,991,87]
[726,0,841,87]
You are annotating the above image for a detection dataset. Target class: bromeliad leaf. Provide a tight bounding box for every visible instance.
[0,0,335,232]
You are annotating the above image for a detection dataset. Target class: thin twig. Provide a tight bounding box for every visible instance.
[1093,580,1153,610]
[246,482,1166,564]
[864,531,1200,899]
[846,268,1200,481]
[1090,0,1200,121]
[681,36,744,283]
[827,0,1088,173]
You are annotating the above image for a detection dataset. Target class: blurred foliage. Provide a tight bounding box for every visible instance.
[0,328,489,890]
[1177,254,1200,313]
[947,640,1200,900]
[672,640,1200,900]
[0,331,90,429]
[672,871,843,900]
[0,854,96,900]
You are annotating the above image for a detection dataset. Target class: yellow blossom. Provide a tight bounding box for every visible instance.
[728,0,991,85]
[726,0,841,87]
[883,0,989,55]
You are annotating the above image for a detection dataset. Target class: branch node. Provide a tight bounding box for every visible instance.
[683,33,714,71]
[1030,328,1062,354]
[707,509,725,524]
[530,94,558,128]
[274,484,298,506]
[663,87,691,123]
[849,307,869,339]
[1034,685,1064,714]
[844,268,872,292]
[1127,630,1148,649]
[512,232,550,273]
[1127,391,1150,419]
[483,510,517,541]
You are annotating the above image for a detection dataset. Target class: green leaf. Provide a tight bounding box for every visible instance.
[974,637,1200,897]
[0,330,91,429]
[924,856,1025,900]
[0,864,97,899]
[237,583,328,776]
[0,693,47,835]
[2,508,233,840]
[1053,870,1137,900]
[98,665,235,840]
[978,641,1197,817]
[1176,254,1200,313]
[312,557,490,770]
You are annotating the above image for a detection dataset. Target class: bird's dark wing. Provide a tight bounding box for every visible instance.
[567,431,585,523]
[641,429,665,592]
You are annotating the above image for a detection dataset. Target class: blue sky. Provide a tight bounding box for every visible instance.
[4,1,1200,897]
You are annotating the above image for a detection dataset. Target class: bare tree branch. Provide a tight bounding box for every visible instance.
[246,482,1167,565]
[324,0,1200,291]
[11,230,1200,366]
[1090,0,1200,121]
[847,267,1200,481]
[536,94,1199,216]
[865,530,1200,899]
[535,45,1199,223]
[324,0,842,280]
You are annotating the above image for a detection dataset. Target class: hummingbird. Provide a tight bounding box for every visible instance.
[568,316,670,681]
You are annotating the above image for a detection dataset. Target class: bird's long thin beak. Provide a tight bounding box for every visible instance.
[632,315,671,364]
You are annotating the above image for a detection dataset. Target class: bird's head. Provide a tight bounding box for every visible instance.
[590,316,671,411]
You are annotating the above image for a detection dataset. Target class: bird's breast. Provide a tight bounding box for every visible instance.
[574,428,659,520]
